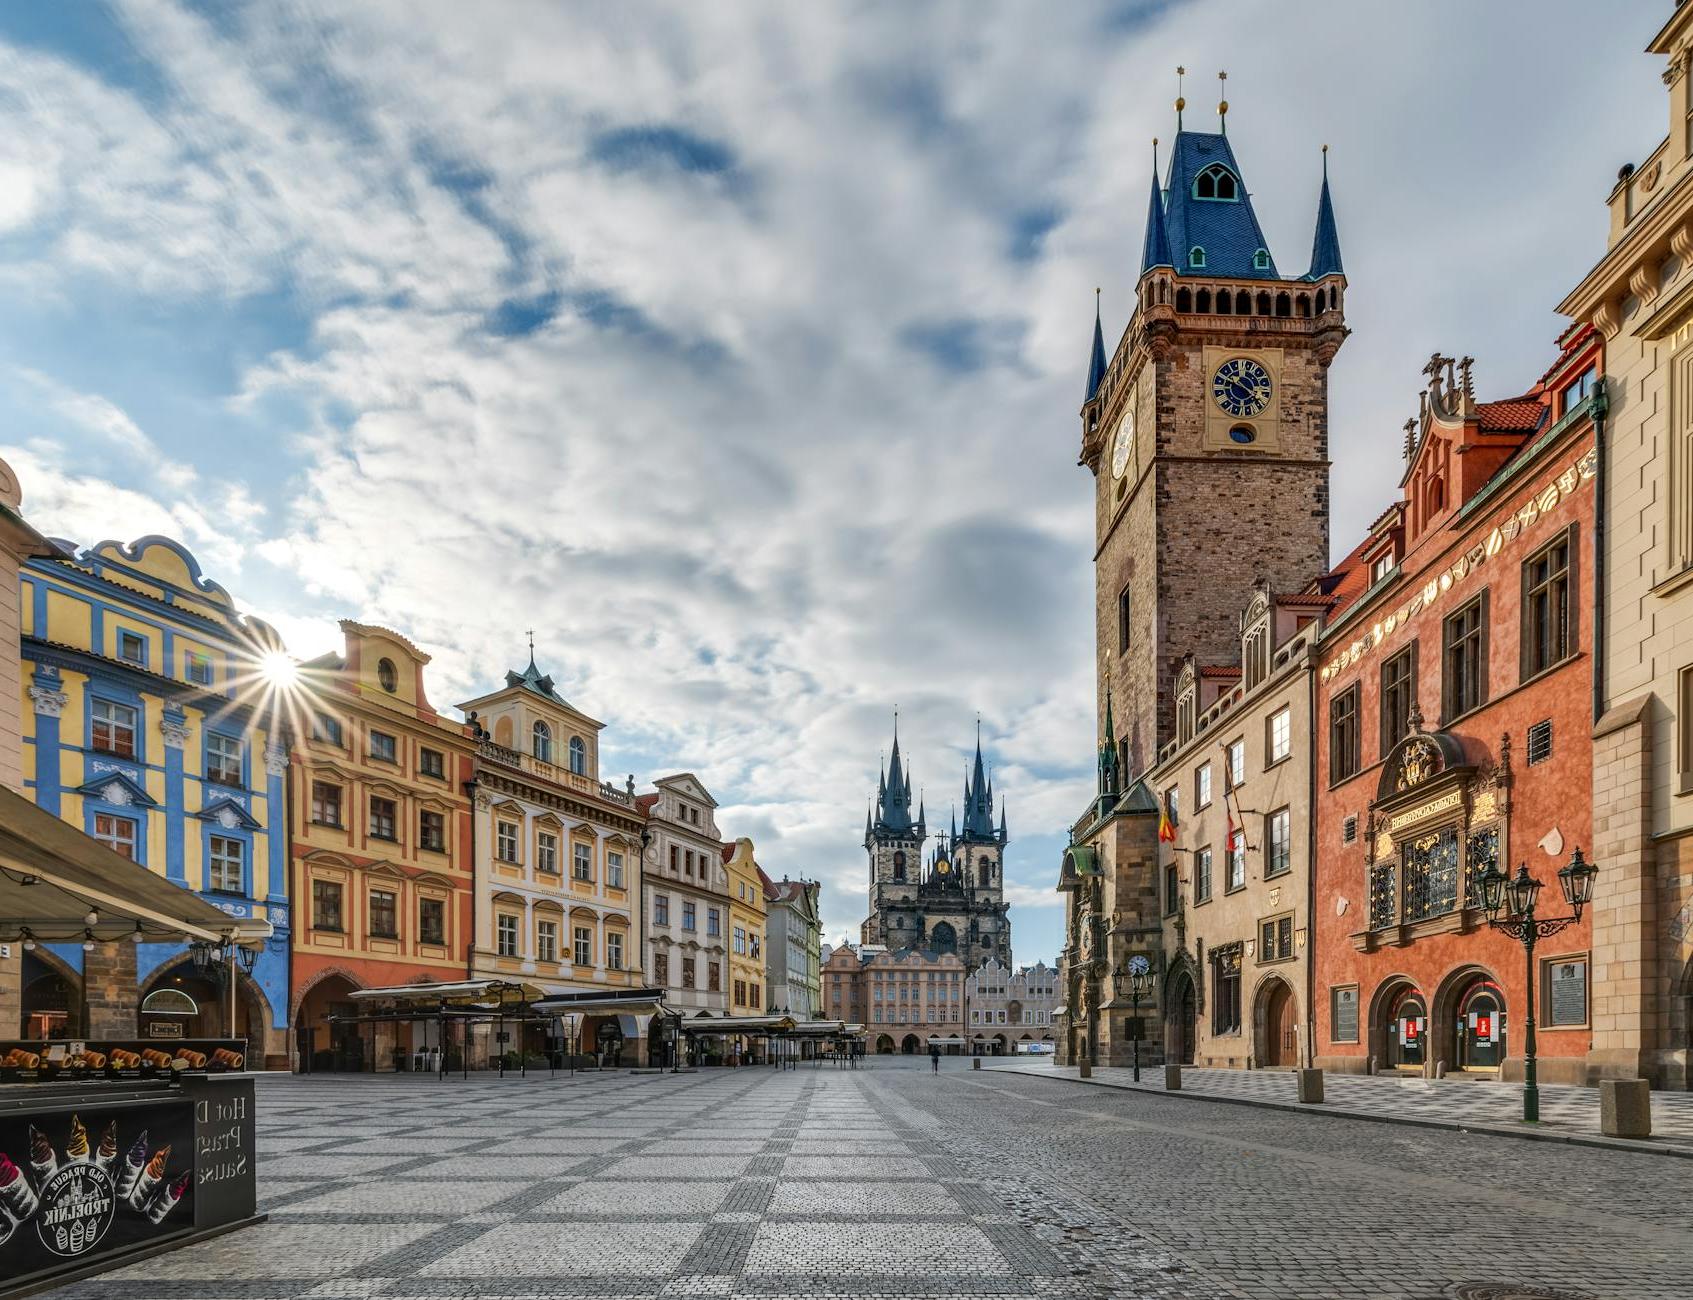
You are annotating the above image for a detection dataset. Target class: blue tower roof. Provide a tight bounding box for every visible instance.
[1084,295,1108,403]
[1305,152,1343,280]
[1159,131,1279,280]
[1139,170,1173,275]
[959,729,996,841]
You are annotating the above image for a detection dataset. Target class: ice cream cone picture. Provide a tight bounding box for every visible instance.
[27,1126,56,1181]
[145,1173,190,1225]
[127,1144,169,1211]
[93,1121,119,1176]
[64,1116,89,1165]
[113,1131,148,1205]
[0,1151,40,1222]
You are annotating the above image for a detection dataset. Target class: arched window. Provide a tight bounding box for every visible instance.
[376,658,397,693]
[1236,293,1252,316]
[1253,248,1270,271]
[568,736,587,775]
[978,861,989,887]
[1216,289,1232,314]
[1176,287,1193,312]
[892,850,907,881]
[1189,246,1206,269]
[1193,165,1238,201]
[1256,291,1272,315]
[1196,288,1212,313]
[532,720,552,763]
[1275,292,1291,318]
[1315,287,1328,312]
[1296,294,1311,318]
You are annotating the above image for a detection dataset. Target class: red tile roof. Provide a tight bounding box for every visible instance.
[633,793,658,814]
[1477,397,1544,433]
[1198,665,1241,681]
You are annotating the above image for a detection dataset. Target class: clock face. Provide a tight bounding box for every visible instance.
[1125,954,1151,976]
[1212,357,1272,419]
[1111,406,1135,479]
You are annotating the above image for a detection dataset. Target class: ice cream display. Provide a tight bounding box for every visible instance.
[94,1122,119,1176]
[127,1144,170,1211]
[113,1132,148,1205]
[27,1126,56,1181]
[65,1115,89,1164]
[144,1174,190,1225]
[0,1153,40,1222]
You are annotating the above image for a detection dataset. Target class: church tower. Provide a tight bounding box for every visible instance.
[861,721,924,946]
[1082,87,1347,777]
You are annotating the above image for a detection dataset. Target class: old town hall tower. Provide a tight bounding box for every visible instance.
[861,723,1011,971]
[1083,99,1347,777]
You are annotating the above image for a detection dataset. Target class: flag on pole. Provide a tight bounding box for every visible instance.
[1158,797,1176,843]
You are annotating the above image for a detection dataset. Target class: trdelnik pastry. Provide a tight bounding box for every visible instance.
[145,1173,190,1225]
[113,1131,148,1204]
[0,1152,40,1222]
[27,1125,56,1181]
[93,1120,119,1176]
[65,1114,90,1164]
[128,1143,170,1211]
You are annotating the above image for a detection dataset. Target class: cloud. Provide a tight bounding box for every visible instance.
[0,0,1659,968]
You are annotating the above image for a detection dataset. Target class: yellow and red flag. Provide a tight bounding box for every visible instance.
[1158,800,1176,843]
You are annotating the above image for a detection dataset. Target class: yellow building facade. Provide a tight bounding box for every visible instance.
[724,838,768,1014]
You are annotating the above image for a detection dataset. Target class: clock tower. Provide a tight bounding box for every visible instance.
[1082,116,1348,776]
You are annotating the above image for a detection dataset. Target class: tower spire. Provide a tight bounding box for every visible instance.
[1140,142,1173,274]
[1085,288,1108,402]
[1306,145,1344,280]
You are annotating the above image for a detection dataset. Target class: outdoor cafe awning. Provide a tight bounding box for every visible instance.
[349,979,542,1006]
[927,1035,967,1045]
[531,988,677,1019]
[0,785,273,947]
[679,1014,797,1034]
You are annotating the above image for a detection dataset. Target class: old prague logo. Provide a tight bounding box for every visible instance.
[36,1162,116,1257]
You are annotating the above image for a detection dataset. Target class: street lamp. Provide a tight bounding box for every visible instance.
[1113,954,1156,1083]
[1479,847,1597,1123]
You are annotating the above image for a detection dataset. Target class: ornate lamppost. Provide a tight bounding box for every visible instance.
[1113,954,1155,1083]
[1479,848,1598,1123]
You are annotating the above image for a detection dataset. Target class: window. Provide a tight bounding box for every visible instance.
[1559,364,1596,416]
[1227,829,1246,891]
[684,851,694,876]
[682,901,697,932]
[1117,584,1132,653]
[708,961,721,992]
[734,926,747,955]
[1193,164,1238,201]
[536,919,557,963]
[734,978,746,1007]
[1329,684,1360,782]
[569,736,587,775]
[1523,532,1574,678]
[1527,719,1553,766]
[311,781,343,827]
[654,893,670,926]
[608,850,625,889]
[1164,863,1179,916]
[1680,666,1693,794]
[1189,246,1206,268]
[419,897,445,945]
[377,657,398,692]
[313,879,343,932]
[1225,739,1245,790]
[1381,647,1416,752]
[369,730,397,763]
[1370,553,1394,585]
[497,914,519,957]
[208,835,243,893]
[1267,708,1290,764]
[654,951,669,984]
[572,842,594,881]
[750,933,760,958]
[707,907,721,938]
[1259,913,1294,961]
[496,820,520,862]
[312,712,343,746]
[419,747,445,779]
[93,813,138,859]
[369,889,397,938]
[669,845,679,870]
[573,926,593,966]
[1212,948,1242,1035]
[532,721,552,762]
[369,797,397,841]
[420,810,445,852]
[1253,248,1270,270]
[1265,808,1291,877]
[1229,424,1257,445]
[1342,815,1358,845]
[1196,763,1212,808]
[1194,847,1213,903]
[1443,595,1488,721]
[184,651,213,685]
[607,932,624,971]
[682,957,696,989]
[91,699,138,758]
[205,733,243,786]
[118,630,146,665]
[536,831,558,873]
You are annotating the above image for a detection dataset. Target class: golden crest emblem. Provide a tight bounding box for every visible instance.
[1397,739,1437,791]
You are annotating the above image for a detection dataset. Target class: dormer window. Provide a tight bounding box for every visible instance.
[1176,684,1197,744]
[1253,248,1270,270]
[1193,165,1239,201]
[1189,246,1207,269]
[1370,553,1395,585]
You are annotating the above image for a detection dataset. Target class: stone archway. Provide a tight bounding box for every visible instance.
[900,1034,920,1054]
[19,949,83,1039]
[1369,975,1428,1075]
[875,1034,895,1055]
[1164,965,1197,1066]
[139,958,272,1045]
[1432,964,1507,1077]
[1252,974,1297,1068]
[294,970,368,1072]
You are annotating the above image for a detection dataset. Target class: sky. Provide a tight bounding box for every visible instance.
[0,0,1667,965]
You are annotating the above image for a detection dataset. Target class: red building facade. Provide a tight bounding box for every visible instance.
[1313,335,1602,1084]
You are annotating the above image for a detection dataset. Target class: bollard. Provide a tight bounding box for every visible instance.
[1164,1063,1182,1091]
[1600,1079,1652,1139]
[1078,1061,1093,1079]
[1296,1067,1324,1104]
[972,1057,981,1070]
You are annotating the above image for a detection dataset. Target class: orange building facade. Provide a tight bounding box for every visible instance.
[287,621,475,1071]
[1313,337,1602,1084]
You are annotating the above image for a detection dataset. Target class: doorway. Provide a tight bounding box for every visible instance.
[1383,985,1427,1071]
[1166,970,1196,1066]
[1455,977,1507,1072]
[1257,979,1297,1067]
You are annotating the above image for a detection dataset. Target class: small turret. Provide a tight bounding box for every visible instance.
[1305,146,1344,281]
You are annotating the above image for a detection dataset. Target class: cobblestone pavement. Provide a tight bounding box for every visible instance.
[983,1057,1693,1154]
[36,1058,1693,1300]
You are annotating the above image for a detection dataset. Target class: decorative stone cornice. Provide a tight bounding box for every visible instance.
[27,685,68,718]
[159,713,192,750]
[1629,258,1663,307]
[263,744,289,777]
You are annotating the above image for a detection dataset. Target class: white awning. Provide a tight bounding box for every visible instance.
[349,979,541,1005]
[679,1015,796,1034]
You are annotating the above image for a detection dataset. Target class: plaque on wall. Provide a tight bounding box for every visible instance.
[1547,959,1587,1027]
[1331,987,1359,1043]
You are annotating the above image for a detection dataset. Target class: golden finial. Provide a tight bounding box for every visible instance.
[1175,66,1186,128]
[1217,70,1228,133]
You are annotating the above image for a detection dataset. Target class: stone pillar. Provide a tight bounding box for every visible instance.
[1588,697,1658,1081]
[82,941,139,1037]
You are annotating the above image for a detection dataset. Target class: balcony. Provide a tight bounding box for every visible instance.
[477,739,635,806]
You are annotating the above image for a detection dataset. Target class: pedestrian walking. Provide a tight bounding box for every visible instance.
[930,1043,941,1073]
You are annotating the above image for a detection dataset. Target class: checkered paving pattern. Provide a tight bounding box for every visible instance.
[983,1058,1693,1153]
[35,1058,1693,1300]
